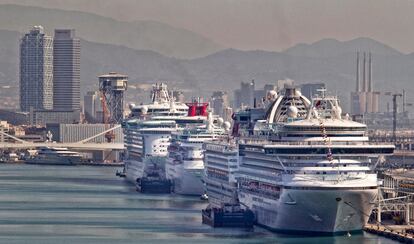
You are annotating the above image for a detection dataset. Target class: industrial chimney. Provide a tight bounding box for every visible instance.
[356,52,360,92]
[368,52,372,92]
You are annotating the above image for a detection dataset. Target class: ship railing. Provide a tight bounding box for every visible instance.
[240,138,393,146]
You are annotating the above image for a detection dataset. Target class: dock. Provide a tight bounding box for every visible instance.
[364,224,414,243]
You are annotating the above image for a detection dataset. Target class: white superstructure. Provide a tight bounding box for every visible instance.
[203,139,239,207]
[204,87,395,234]
[123,83,209,184]
[128,83,188,118]
[238,89,394,234]
[166,117,229,195]
[26,147,83,165]
[123,119,177,183]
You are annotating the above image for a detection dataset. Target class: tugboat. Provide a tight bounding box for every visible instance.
[136,163,172,194]
[116,167,126,178]
[202,203,255,228]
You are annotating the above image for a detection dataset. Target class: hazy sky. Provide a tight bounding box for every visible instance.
[1,0,414,53]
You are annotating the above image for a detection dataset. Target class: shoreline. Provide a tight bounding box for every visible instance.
[1,161,124,167]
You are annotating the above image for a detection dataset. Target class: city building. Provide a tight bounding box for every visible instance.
[223,106,233,122]
[234,80,255,108]
[300,83,326,99]
[351,52,379,115]
[83,91,102,123]
[53,29,81,111]
[276,79,294,91]
[233,81,280,109]
[210,91,229,118]
[0,121,10,143]
[20,26,53,112]
[30,109,80,126]
[0,109,29,125]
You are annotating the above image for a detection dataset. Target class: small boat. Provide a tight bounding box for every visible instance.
[200,193,209,201]
[116,169,126,177]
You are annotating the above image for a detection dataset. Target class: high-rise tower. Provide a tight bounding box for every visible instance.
[20,26,53,112]
[53,29,81,111]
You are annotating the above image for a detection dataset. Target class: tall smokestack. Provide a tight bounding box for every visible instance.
[362,52,366,92]
[368,52,372,92]
[356,52,360,92]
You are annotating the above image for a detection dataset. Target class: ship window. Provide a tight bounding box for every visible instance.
[323,172,326,175]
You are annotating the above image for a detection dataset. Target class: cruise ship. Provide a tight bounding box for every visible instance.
[123,83,210,186]
[203,87,307,207]
[128,83,188,118]
[204,87,395,234]
[165,116,229,195]
[203,138,239,207]
[123,119,177,184]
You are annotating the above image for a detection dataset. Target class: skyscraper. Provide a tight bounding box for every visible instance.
[20,26,53,112]
[53,29,81,111]
[210,91,229,117]
[300,83,325,99]
[83,91,101,123]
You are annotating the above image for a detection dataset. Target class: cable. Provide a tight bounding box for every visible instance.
[343,200,412,236]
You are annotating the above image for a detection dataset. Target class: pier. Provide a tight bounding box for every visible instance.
[364,224,414,243]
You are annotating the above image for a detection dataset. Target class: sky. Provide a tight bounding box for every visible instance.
[0,0,413,53]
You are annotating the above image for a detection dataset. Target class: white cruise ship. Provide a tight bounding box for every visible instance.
[128,83,188,118]
[123,119,177,183]
[203,87,310,207]
[203,138,240,207]
[122,83,210,185]
[236,88,394,234]
[165,116,229,195]
[203,87,395,234]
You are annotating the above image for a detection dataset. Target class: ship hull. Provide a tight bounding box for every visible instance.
[204,178,237,208]
[239,187,377,234]
[25,157,80,165]
[125,159,145,183]
[166,164,204,195]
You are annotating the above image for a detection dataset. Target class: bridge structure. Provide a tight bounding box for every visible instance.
[370,130,414,151]
[0,125,124,151]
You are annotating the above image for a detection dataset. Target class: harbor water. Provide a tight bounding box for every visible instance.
[0,164,397,243]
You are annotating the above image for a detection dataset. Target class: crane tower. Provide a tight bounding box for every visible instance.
[98,72,128,124]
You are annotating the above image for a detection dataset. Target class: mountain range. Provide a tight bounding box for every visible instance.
[0,4,221,59]
[0,4,413,111]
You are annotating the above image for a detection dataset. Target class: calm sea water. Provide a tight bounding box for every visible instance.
[0,164,396,244]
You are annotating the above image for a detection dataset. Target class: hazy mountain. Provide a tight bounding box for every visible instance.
[0,4,222,59]
[1,28,413,112]
[284,38,403,58]
[185,38,414,110]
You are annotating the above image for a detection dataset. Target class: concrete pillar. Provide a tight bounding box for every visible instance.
[377,206,381,223]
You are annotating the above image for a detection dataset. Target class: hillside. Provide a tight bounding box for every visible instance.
[1,29,413,112]
[0,4,222,59]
